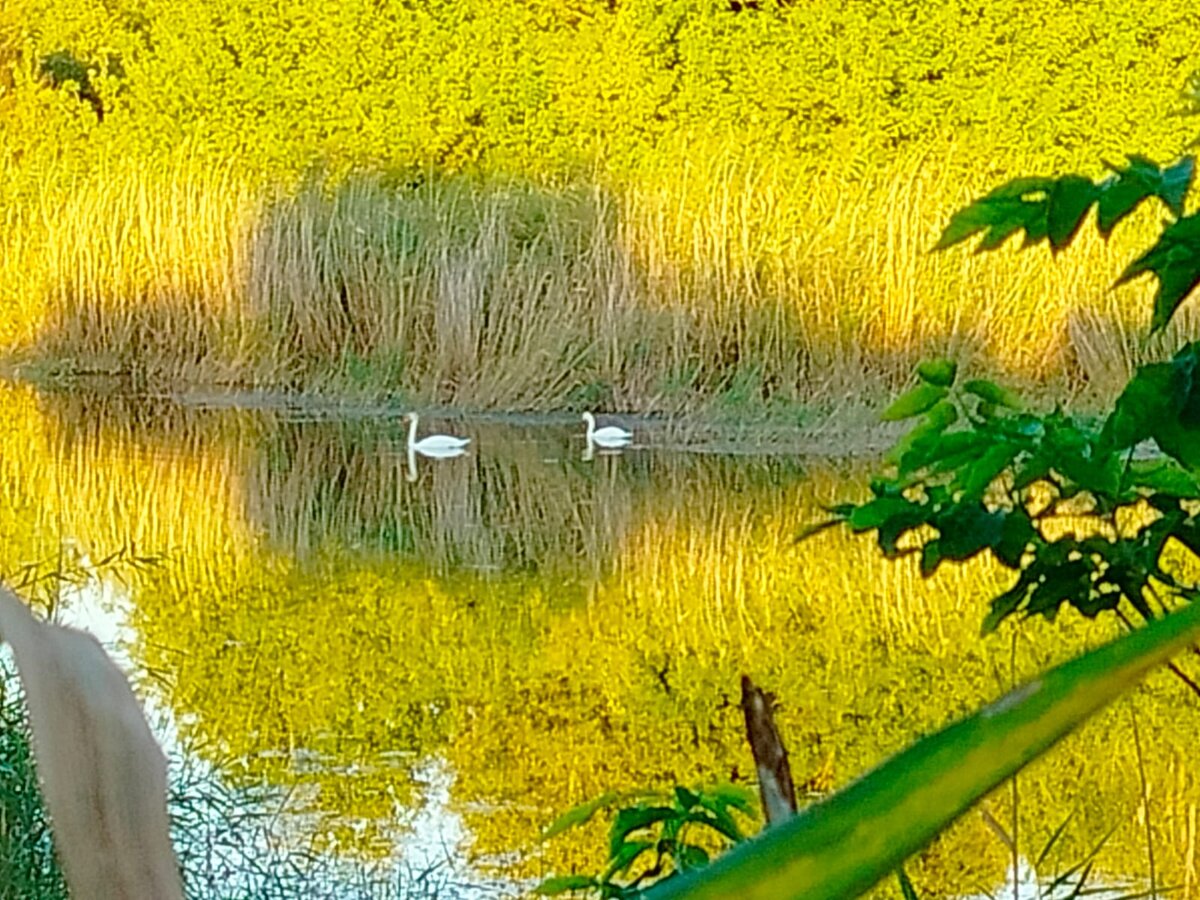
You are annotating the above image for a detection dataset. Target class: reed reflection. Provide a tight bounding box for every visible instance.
[7,387,1200,897]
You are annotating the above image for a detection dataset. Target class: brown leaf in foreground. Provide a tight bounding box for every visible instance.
[0,585,182,899]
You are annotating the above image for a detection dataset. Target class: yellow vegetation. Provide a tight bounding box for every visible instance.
[0,387,1197,895]
[1,1,1199,404]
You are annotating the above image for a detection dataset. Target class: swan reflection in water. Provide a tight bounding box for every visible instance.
[582,443,628,463]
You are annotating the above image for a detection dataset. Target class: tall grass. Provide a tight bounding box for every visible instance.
[0,651,452,900]
[0,657,68,900]
[1,138,1188,410]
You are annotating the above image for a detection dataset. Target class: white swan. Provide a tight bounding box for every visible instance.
[404,412,470,458]
[582,412,633,449]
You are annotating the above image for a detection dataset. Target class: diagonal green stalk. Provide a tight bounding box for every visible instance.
[644,600,1200,900]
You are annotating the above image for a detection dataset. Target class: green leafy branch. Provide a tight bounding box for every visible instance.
[810,348,1200,633]
[936,154,1197,330]
[537,784,755,898]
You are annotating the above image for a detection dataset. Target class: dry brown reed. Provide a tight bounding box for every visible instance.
[0,141,1187,409]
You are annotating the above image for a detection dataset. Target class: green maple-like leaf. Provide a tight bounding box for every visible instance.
[1116,213,1200,331]
[935,177,1056,251]
[934,173,1098,253]
[1046,175,1097,250]
[916,358,957,387]
[937,158,1197,325]
[1096,155,1194,235]
[881,384,949,421]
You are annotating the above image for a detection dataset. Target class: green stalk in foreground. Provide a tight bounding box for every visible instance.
[644,598,1200,900]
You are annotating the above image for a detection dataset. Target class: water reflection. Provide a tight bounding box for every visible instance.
[2,384,1199,898]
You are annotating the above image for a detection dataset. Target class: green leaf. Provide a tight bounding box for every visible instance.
[674,787,701,810]
[845,495,934,557]
[1102,362,1173,450]
[641,599,1200,900]
[1025,555,1095,620]
[794,519,842,543]
[1151,417,1200,470]
[953,442,1018,500]
[1106,343,1200,469]
[1097,155,1168,235]
[916,359,957,387]
[1096,156,1193,235]
[937,504,1006,562]
[542,791,622,840]
[962,379,1023,410]
[1052,451,1122,498]
[1097,173,1150,236]
[982,580,1030,635]
[695,793,750,843]
[1047,175,1097,250]
[881,384,949,421]
[869,479,902,498]
[700,783,756,814]
[537,874,599,895]
[610,807,675,857]
[993,513,1037,569]
[847,497,916,531]
[677,845,710,871]
[934,176,1056,251]
[1011,454,1052,491]
[898,430,992,479]
[920,504,1008,577]
[1159,156,1195,216]
[604,839,655,879]
[687,806,744,844]
[887,401,959,472]
[897,868,920,900]
[1116,213,1200,332]
[1127,460,1200,497]
[919,540,943,578]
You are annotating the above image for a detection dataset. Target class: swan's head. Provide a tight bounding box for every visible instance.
[581,412,595,425]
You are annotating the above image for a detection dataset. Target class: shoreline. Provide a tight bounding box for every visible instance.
[3,370,914,458]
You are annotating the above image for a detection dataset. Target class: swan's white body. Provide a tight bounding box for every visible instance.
[582,412,633,449]
[405,413,470,457]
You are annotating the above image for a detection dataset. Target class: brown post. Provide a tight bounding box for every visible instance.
[740,675,797,826]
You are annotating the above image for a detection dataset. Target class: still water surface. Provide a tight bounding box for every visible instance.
[1,384,1198,898]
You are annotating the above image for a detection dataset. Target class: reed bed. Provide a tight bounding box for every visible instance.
[5,0,1200,408]
[1,140,1190,411]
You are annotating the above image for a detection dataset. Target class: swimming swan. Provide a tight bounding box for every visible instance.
[404,413,470,457]
[582,412,633,449]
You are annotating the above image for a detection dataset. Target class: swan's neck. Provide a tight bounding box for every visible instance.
[584,414,595,441]
[407,415,419,449]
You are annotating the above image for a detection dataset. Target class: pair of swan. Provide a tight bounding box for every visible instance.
[404,411,633,458]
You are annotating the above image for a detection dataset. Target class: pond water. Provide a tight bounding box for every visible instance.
[0,383,1197,899]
